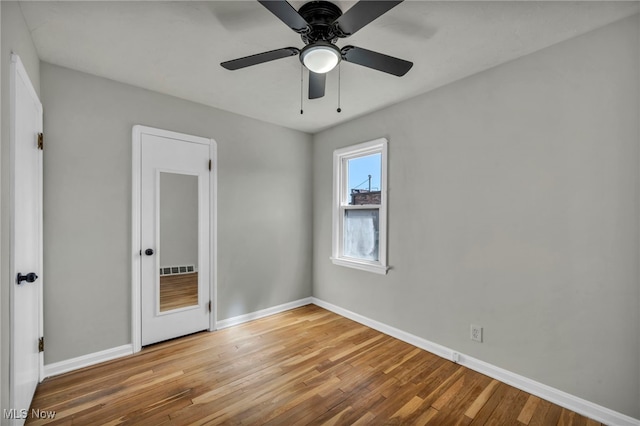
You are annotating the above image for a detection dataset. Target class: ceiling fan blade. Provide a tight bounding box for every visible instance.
[309,71,326,99]
[258,0,310,33]
[341,46,413,76]
[221,47,300,70]
[332,1,403,36]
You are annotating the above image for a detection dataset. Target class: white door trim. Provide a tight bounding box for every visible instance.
[9,52,44,414]
[131,125,217,353]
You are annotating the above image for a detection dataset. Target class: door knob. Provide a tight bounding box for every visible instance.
[17,272,38,285]
[145,249,154,256]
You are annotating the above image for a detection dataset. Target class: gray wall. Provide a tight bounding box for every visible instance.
[312,15,639,418]
[159,173,198,268]
[40,62,313,364]
[1,1,40,421]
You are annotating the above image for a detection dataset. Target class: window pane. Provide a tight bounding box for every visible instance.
[344,209,379,261]
[348,153,381,205]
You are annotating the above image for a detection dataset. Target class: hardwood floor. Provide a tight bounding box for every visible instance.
[28,305,601,425]
[160,273,198,312]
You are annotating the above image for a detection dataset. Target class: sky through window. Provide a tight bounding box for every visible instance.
[348,153,381,192]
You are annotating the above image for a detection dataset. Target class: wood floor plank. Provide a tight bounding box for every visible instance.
[389,395,425,422]
[518,394,542,424]
[350,411,377,425]
[416,406,439,424]
[465,379,500,419]
[27,305,603,425]
[466,380,514,425]
[528,398,553,426]
[541,400,564,425]
[260,389,346,426]
[484,388,528,425]
[426,372,493,425]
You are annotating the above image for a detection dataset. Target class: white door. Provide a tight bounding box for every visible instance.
[10,54,43,422]
[140,132,211,345]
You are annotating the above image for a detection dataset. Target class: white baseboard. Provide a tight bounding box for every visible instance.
[43,344,134,379]
[311,297,640,426]
[216,297,313,330]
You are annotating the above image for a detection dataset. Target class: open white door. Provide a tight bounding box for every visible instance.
[9,53,44,424]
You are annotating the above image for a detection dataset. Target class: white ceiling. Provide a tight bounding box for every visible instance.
[19,1,639,133]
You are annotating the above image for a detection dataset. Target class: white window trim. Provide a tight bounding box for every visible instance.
[331,137,389,275]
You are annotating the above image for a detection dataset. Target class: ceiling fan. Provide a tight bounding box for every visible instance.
[220,0,413,100]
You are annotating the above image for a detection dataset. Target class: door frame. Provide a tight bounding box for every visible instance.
[131,125,217,353]
[9,53,44,409]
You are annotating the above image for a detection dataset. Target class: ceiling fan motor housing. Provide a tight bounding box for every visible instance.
[298,1,343,44]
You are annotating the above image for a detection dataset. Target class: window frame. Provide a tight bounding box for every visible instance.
[331,138,389,275]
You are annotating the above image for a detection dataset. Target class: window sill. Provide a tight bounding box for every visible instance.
[330,257,389,275]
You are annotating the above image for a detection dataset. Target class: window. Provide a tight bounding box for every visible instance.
[332,138,388,274]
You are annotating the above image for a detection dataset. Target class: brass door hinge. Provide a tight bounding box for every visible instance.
[38,337,44,353]
[208,159,212,171]
[37,133,44,150]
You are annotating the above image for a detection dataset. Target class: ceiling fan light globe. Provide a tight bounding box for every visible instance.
[301,44,341,74]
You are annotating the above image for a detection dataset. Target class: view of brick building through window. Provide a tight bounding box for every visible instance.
[350,188,381,205]
[349,168,381,206]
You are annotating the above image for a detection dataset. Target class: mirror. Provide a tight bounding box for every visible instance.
[159,172,199,312]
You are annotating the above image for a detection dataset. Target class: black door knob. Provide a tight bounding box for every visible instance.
[17,272,38,285]
[145,249,154,256]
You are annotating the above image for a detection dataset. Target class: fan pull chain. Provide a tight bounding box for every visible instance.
[337,63,342,113]
[300,63,304,115]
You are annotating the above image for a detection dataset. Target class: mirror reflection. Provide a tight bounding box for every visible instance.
[159,173,199,312]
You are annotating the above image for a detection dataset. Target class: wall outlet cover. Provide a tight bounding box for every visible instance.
[471,324,483,342]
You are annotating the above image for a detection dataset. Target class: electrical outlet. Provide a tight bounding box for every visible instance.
[471,324,483,342]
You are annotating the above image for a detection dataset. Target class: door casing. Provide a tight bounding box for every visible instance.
[132,125,217,353]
